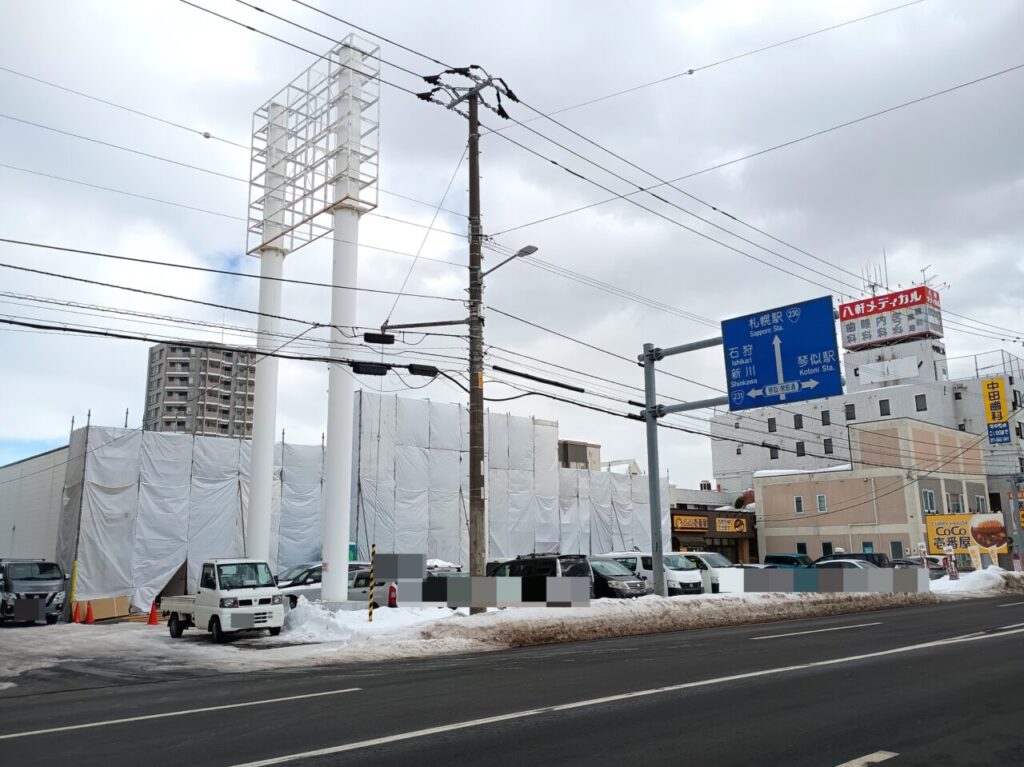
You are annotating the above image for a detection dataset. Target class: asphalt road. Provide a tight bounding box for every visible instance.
[2,597,1023,767]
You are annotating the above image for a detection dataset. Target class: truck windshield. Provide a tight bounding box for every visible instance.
[217,562,275,590]
[6,562,63,580]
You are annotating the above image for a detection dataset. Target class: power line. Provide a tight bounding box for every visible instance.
[0,238,466,304]
[0,163,466,270]
[492,61,1024,238]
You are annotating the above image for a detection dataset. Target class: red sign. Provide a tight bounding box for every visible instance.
[838,287,940,321]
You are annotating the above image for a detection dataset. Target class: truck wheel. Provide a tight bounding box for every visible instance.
[46,614,59,625]
[268,627,281,637]
[210,616,227,644]
[288,595,297,610]
[168,613,184,638]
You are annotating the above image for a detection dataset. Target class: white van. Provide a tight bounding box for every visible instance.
[679,551,735,593]
[604,551,704,595]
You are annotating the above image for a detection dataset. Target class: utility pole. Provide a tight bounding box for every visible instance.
[467,92,486,594]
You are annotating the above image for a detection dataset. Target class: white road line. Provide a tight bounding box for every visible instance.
[751,622,882,640]
[835,750,898,766]
[997,601,1024,607]
[0,687,361,741]
[227,627,1024,767]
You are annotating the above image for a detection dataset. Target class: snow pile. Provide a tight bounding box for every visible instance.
[426,559,459,570]
[422,591,937,648]
[281,598,461,644]
[931,567,1024,597]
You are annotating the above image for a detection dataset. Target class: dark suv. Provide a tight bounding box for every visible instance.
[488,554,592,579]
[0,559,68,624]
[764,554,814,568]
[813,552,892,568]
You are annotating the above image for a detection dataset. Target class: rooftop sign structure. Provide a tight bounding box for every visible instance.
[838,287,943,350]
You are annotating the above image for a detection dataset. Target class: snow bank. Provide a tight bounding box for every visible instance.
[420,591,936,648]
[931,568,1024,597]
[281,598,461,644]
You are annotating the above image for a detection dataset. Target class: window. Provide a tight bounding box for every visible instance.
[922,489,936,513]
[767,417,777,433]
[823,438,834,455]
[954,391,963,400]
[794,414,803,430]
[796,542,808,555]
[890,541,904,559]
[200,564,216,590]
[817,494,827,513]
[821,410,831,426]
[822,542,834,557]
[975,496,987,514]
[946,493,962,514]
[845,404,856,421]
[794,496,804,514]
[879,399,891,416]
[640,557,653,570]
[769,446,779,460]
[862,542,875,554]
[796,441,806,457]
[915,394,927,412]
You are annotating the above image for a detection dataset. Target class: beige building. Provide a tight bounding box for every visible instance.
[754,418,989,561]
[143,343,256,438]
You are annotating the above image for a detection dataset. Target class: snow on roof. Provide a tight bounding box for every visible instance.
[753,464,852,479]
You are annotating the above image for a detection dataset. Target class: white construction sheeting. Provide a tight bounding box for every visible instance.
[4,392,671,611]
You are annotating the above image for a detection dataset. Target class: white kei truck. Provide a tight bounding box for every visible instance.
[161,559,285,642]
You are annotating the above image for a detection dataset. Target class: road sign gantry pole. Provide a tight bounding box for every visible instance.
[640,337,729,598]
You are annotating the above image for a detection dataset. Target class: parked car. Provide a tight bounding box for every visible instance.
[735,563,777,569]
[487,554,592,579]
[276,562,320,589]
[891,558,947,580]
[679,551,736,593]
[0,558,68,625]
[604,551,703,595]
[588,558,650,599]
[763,553,814,568]
[812,559,879,570]
[814,552,892,568]
[278,565,323,608]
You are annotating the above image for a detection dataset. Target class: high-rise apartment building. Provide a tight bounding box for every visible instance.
[143,344,256,438]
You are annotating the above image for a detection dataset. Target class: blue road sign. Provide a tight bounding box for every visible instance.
[988,423,1011,445]
[721,296,843,412]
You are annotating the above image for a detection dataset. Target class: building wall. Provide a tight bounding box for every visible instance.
[143,343,256,438]
[0,446,69,558]
[754,419,991,561]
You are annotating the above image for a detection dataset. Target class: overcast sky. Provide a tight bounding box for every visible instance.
[1,0,1022,488]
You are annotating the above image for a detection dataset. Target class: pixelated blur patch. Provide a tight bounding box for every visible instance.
[495,577,523,606]
[374,554,426,581]
[446,575,472,607]
[471,577,497,608]
[521,575,548,603]
[421,576,448,603]
[396,580,422,603]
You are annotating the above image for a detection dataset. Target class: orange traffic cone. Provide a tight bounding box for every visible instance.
[387,582,398,608]
[147,601,160,626]
[71,602,81,623]
[85,601,95,625]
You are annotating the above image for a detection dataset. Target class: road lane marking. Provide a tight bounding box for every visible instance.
[752,622,882,640]
[226,627,1024,767]
[835,751,898,766]
[0,687,361,741]
[997,601,1024,607]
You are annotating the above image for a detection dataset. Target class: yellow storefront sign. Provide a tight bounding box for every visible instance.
[673,515,708,532]
[926,513,1008,555]
[715,517,748,533]
[982,377,1008,424]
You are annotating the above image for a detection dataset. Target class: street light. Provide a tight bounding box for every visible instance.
[481,244,538,278]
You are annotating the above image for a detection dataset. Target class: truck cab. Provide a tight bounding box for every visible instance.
[0,559,68,624]
[161,559,285,642]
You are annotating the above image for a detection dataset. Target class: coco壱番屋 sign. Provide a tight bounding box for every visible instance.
[926,513,1007,555]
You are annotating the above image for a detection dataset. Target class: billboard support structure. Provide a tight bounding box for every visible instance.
[246,36,380,594]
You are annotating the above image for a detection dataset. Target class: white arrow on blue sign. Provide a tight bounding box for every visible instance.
[721,296,843,412]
